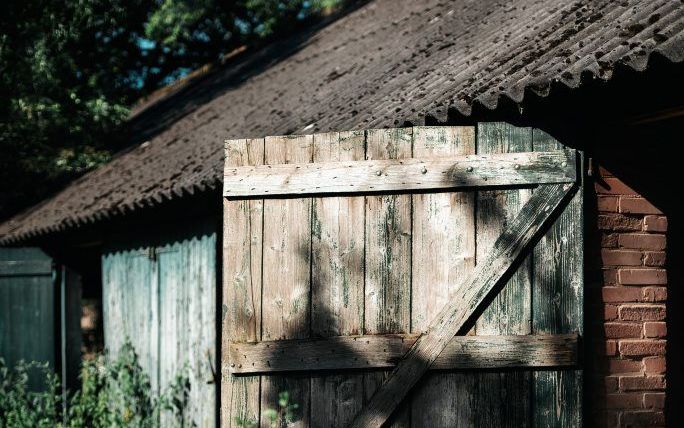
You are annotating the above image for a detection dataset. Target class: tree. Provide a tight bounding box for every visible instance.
[0,0,343,221]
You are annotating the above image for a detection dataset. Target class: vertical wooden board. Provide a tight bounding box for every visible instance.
[532,130,583,427]
[261,134,313,427]
[158,247,181,427]
[119,248,156,396]
[149,251,161,396]
[310,130,365,427]
[182,239,199,427]
[410,126,476,428]
[174,229,217,428]
[103,248,159,392]
[222,139,264,428]
[474,122,533,427]
[363,128,412,428]
[199,231,218,428]
[102,252,123,358]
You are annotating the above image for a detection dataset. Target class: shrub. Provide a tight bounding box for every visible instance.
[0,341,192,428]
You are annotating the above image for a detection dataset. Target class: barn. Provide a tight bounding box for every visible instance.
[1,0,683,426]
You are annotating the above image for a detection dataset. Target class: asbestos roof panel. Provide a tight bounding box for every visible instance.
[1,0,683,243]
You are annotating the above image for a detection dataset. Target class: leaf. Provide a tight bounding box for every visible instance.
[278,391,289,408]
[263,408,278,422]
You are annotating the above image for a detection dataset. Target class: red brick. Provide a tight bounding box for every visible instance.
[595,177,639,196]
[620,410,664,427]
[618,234,666,251]
[607,358,642,374]
[642,287,667,303]
[602,233,619,248]
[602,287,642,303]
[604,322,642,339]
[597,195,619,212]
[644,251,666,267]
[604,376,619,394]
[618,269,667,285]
[604,269,618,285]
[643,322,666,338]
[619,340,666,357]
[605,304,619,320]
[605,340,618,356]
[619,375,665,391]
[619,305,666,321]
[619,197,663,215]
[643,215,667,232]
[643,392,665,409]
[598,214,642,231]
[601,249,643,266]
[604,392,644,409]
[643,356,666,374]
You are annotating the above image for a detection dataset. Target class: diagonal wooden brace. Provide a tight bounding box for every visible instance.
[348,182,577,428]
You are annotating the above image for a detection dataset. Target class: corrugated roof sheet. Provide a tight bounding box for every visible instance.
[1,0,683,244]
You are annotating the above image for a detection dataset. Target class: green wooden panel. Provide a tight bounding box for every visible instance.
[0,247,55,389]
[102,217,217,428]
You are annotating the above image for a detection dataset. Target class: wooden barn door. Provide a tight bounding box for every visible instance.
[102,219,217,428]
[222,124,583,428]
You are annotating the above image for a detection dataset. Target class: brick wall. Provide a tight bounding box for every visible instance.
[592,167,667,427]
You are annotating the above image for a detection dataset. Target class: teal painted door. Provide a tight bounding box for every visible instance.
[102,219,217,427]
[0,248,55,387]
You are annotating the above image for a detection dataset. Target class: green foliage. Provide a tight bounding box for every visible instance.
[0,0,345,221]
[0,341,192,428]
[0,360,61,428]
[235,391,299,428]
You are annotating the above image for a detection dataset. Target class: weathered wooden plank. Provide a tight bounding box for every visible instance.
[532,130,583,428]
[260,134,313,427]
[104,223,217,428]
[223,150,576,197]
[310,130,366,428]
[176,227,217,428]
[475,123,533,427]
[0,247,56,389]
[349,182,575,428]
[158,248,181,428]
[228,334,578,374]
[222,138,264,428]
[410,126,476,428]
[363,127,412,428]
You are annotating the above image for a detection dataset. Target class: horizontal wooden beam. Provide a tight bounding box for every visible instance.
[223,150,576,198]
[228,333,578,374]
[0,260,52,276]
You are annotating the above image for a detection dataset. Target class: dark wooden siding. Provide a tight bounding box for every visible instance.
[0,248,55,387]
